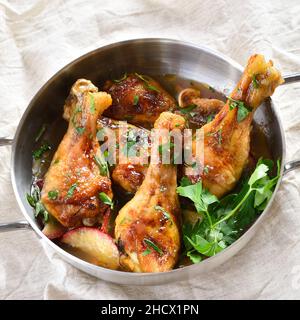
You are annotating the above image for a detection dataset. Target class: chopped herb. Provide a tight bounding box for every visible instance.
[252,74,259,88]
[33,142,51,160]
[48,190,59,200]
[99,192,114,209]
[103,150,109,158]
[143,238,163,256]
[94,155,109,176]
[203,165,210,174]
[228,97,251,122]
[75,127,85,135]
[179,104,197,115]
[158,142,174,155]
[145,83,160,93]
[113,73,127,83]
[175,123,181,127]
[133,95,139,105]
[26,184,49,222]
[35,124,46,142]
[89,93,95,114]
[191,162,197,169]
[66,183,77,199]
[206,114,214,123]
[134,72,160,93]
[208,85,216,92]
[53,159,60,164]
[154,205,171,220]
[142,248,152,256]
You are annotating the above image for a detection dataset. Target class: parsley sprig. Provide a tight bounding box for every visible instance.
[177,159,280,263]
[228,97,251,122]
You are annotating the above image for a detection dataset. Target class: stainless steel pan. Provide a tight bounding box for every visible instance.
[1,39,299,285]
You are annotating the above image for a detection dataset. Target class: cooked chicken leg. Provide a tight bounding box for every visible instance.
[41,80,113,227]
[115,112,186,272]
[185,54,284,197]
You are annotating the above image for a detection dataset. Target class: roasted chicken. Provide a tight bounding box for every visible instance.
[115,112,186,272]
[177,87,225,127]
[185,54,284,198]
[41,80,113,227]
[103,73,176,127]
[97,117,150,194]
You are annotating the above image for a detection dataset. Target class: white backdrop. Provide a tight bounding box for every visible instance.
[0,0,300,299]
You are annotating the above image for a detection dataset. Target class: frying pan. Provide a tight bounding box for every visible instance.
[0,39,299,286]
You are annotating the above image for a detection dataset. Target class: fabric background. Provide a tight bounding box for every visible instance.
[0,0,299,299]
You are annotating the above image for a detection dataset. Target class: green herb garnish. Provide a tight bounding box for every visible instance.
[99,192,114,209]
[66,183,77,199]
[179,104,197,115]
[48,190,59,200]
[177,159,281,261]
[154,205,171,220]
[75,127,85,135]
[33,142,51,160]
[252,74,259,89]
[26,184,49,222]
[94,154,109,176]
[143,238,163,256]
[142,248,152,256]
[133,95,139,105]
[228,97,251,122]
[134,73,160,93]
[206,114,214,123]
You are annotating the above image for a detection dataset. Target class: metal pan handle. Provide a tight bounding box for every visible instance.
[282,73,300,174]
[0,138,31,232]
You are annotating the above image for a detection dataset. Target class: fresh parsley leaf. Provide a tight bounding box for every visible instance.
[32,142,51,160]
[99,192,114,209]
[187,250,202,263]
[26,183,49,222]
[180,159,281,263]
[228,97,251,122]
[48,190,59,200]
[94,154,109,176]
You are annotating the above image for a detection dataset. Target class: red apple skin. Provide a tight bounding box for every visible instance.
[42,216,66,239]
[61,227,120,270]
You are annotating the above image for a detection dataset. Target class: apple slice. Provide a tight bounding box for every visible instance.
[42,215,66,239]
[61,227,120,270]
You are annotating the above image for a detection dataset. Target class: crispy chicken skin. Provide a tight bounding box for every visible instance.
[103,74,176,127]
[115,112,185,272]
[41,80,113,227]
[97,117,150,194]
[185,54,284,198]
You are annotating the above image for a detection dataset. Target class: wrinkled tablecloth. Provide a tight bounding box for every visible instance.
[0,0,300,299]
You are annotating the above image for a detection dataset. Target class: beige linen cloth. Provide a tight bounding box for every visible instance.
[0,0,299,299]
